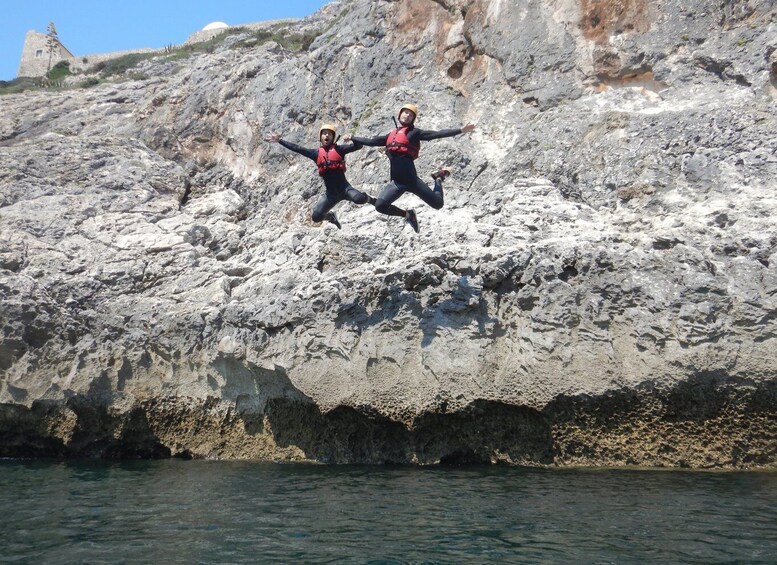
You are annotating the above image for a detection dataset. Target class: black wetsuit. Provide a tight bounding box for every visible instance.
[279,139,369,222]
[353,127,463,217]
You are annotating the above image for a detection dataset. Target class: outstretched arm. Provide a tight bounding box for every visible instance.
[416,123,476,141]
[338,134,364,155]
[264,132,317,161]
[351,133,389,147]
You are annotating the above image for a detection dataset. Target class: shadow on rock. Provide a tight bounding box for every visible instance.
[0,396,171,459]
[334,274,503,348]
[545,374,777,468]
[260,397,554,465]
[0,401,69,458]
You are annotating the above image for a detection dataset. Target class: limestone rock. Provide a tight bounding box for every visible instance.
[1,0,775,466]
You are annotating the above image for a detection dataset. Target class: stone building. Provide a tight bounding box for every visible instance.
[16,19,298,79]
[17,30,76,78]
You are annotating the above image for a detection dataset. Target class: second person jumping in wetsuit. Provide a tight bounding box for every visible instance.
[351,103,475,233]
[265,124,375,229]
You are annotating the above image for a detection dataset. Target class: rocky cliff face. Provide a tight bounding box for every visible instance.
[1,0,776,466]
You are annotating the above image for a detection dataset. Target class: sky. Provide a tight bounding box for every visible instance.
[1,0,330,81]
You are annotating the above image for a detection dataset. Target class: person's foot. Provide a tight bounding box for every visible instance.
[431,169,450,181]
[405,209,419,233]
[326,211,342,229]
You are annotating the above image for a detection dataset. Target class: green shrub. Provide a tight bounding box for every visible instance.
[351,99,379,130]
[0,77,40,95]
[233,25,320,52]
[91,52,156,77]
[124,72,150,81]
[79,77,101,88]
[166,27,251,60]
[47,60,71,81]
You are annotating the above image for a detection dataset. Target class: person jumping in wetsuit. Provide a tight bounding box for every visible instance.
[265,123,375,229]
[351,103,475,233]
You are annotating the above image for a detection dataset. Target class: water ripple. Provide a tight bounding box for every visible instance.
[1,462,776,563]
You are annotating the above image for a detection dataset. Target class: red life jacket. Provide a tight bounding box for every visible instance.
[316,145,346,175]
[386,127,419,159]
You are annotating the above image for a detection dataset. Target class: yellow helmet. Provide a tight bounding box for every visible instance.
[398,103,418,120]
[319,123,337,137]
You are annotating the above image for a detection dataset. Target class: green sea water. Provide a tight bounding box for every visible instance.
[1,460,775,564]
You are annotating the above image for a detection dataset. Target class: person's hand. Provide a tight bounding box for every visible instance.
[264,132,281,143]
[462,123,476,134]
[342,133,353,142]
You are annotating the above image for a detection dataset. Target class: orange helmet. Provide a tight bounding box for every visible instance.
[398,103,418,120]
[319,123,337,137]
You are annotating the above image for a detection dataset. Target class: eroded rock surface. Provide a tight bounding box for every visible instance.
[1,0,776,466]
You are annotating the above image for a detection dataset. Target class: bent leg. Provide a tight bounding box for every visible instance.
[311,192,342,223]
[409,176,444,210]
[343,183,369,205]
[374,181,407,218]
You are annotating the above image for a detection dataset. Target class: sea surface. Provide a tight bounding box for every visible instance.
[1,460,776,564]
